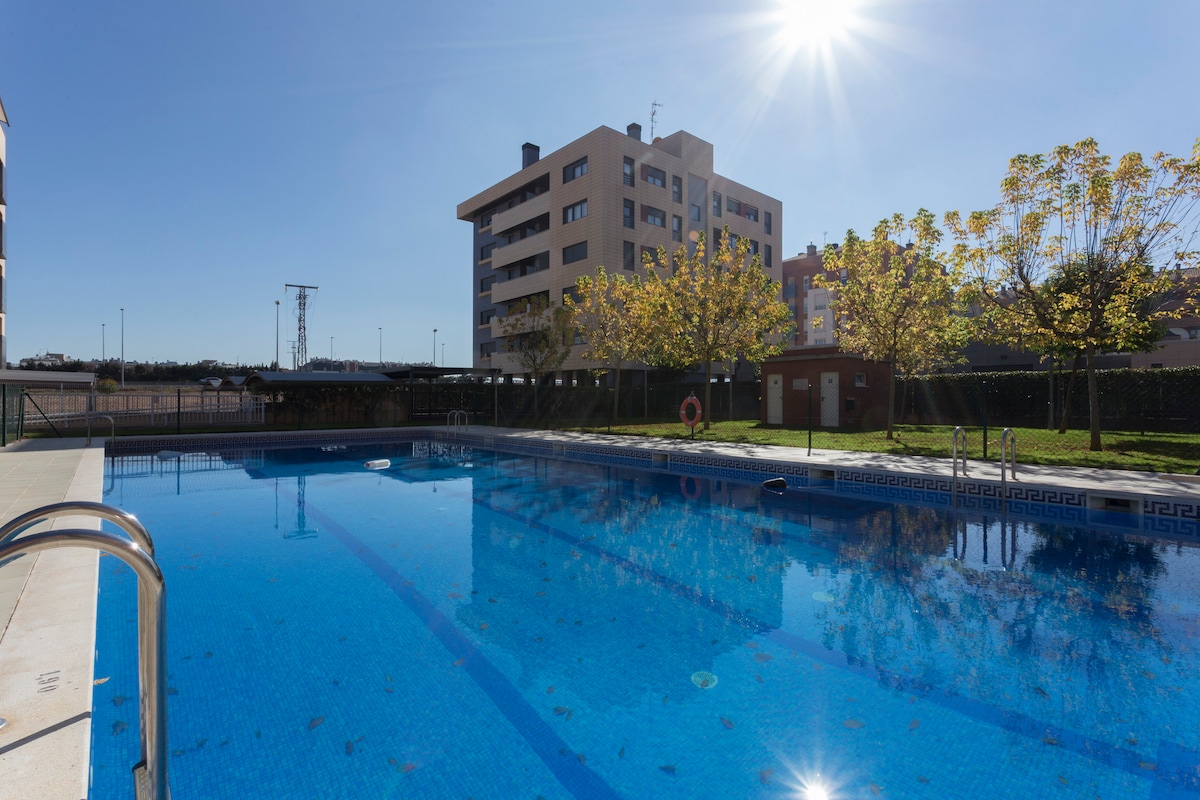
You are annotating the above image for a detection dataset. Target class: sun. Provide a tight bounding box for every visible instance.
[772,0,864,51]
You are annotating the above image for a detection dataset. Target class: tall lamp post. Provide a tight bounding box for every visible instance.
[330,336,334,363]
[378,327,383,367]
[120,308,125,388]
[433,328,437,365]
[101,323,106,363]
[442,342,445,368]
[275,300,280,370]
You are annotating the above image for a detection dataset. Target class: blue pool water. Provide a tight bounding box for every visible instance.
[90,441,1200,799]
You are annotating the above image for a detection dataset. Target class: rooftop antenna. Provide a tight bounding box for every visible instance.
[285,284,318,371]
[650,100,663,138]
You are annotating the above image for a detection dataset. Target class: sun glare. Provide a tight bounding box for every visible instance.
[775,0,863,50]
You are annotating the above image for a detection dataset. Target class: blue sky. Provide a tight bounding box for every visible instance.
[2,0,1197,367]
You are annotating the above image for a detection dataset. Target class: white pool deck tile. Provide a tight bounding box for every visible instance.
[1,428,1199,799]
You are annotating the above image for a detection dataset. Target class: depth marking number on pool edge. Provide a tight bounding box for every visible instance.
[36,670,60,693]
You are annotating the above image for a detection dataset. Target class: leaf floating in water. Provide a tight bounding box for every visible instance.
[720,717,734,730]
[479,623,489,630]
[111,721,128,735]
[1042,736,1059,746]
[546,686,555,694]
[918,776,930,784]
[577,753,586,765]
[112,695,127,707]
[1127,737,1139,746]
[536,591,547,596]
[204,651,213,659]
[754,653,774,663]
[388,758,398,765]
[691,671,718,689]
[618,746,625,759]
[843,719,864,729]
[400,762,416,773]
[488,597,498,604]
[345,741,354,755]
[1034,686,1049,698]
[909,719,920,731]
[447,592,463,599]
[308,716,324,730]
[744,641,759,649]
[660,765,676,775]
[255,730,261,739]
[553,706,569,716]
[759,769,774,785]
[338,636,347,642]
[662,696,669,704]
[94,676,110,686]
[453,658,465,667]
[1138,761,1157,771]
[755,674,764,683]
[870,783,882,795]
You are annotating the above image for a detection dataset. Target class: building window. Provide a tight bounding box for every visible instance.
[563,157,588,184]
[480,243,494,261]
[480,275,496,293]
[855,373,868,387]
[644,166,666,188]
[814,301,827,311]
[802,276,810,290]
[815,338,826,346]
[480,309,495,326]
[765,244,773,269]
[641,245,657,265]
[690,204,702,222]
[672,175,683,203]
[764,211,772,234]
[623,241,635,271]
[713,192,722,217]
[563,241,588,264]
[672,215,683,242]
[623,156,635,186]
[480,341,497,357]
[644,206,665,228]
[623,199,635,229]
[726,197,741,214]
[479,212,493,230]
[744,205,759,222]
[563,199,588,224]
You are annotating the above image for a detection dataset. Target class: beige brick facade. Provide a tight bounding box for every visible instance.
[457,124,783,375]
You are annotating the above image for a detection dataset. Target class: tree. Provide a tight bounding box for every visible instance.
[563,268,647,423]
[642,230,794,430]
[946,137,1200,451]
[816,209,968,439]
[496,293,573,416]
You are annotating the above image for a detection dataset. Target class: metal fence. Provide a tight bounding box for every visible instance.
[23,390,265,430]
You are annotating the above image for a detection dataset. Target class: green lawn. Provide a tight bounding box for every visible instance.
[567,420,1200,475]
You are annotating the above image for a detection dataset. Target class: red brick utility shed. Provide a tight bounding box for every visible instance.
[760,347,892,429]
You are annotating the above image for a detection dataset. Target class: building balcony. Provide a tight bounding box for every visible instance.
[491,192,551,237]
[493,229,549,268]
[491,268,551,306]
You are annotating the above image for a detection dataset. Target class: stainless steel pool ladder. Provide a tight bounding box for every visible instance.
[999,428,1017,510]
[447,409,469,433]
[0,502,170,800]
[951,426,968,504]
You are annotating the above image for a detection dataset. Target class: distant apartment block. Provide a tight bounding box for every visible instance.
[781,243,840,348]
[457,124,783,376]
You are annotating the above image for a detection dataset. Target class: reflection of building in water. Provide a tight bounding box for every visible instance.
[458,454,790,710]
[104,449,266,501]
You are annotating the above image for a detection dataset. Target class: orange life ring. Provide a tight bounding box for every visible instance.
[679,396,702,428]
[680,475,702,500]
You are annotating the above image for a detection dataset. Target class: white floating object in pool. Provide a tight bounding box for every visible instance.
[156,450,184,461]
[364,459,391,470]
[812,591,835,603]
[691,671,718,689]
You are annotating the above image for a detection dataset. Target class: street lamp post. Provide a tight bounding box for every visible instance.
[120,308,125,388]
[442,342,445,368]
[275,300,280,370]
[330,336,334,363]
[433,328,437,365]
[102,323,105,363]
[378,327,383,367]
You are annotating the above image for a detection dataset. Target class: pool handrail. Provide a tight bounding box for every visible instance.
[446,409,469,433]
[0,500,155,558]
[1000,428,1017,510]
[951,426,968,504]
[0,528,169,800]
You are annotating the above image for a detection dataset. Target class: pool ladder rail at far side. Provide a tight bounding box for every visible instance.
[951,426,968,505]
[447,409,469,433]
[0,501,171,800]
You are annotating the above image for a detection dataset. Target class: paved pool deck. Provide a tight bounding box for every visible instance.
[2,428,1199,799]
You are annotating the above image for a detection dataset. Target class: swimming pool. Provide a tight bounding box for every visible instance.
[90,440,1200,799]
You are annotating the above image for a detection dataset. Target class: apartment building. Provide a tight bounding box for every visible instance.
[1,94,8,368]
[780,243,841,348]
[457,123,783,376]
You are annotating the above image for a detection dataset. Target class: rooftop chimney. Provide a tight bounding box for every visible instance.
[522,142,540,169]
[806,243,818,257]
[627,123,642,141]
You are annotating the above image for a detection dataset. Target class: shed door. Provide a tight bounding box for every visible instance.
[767,374,783,425]
[820,372,839,427]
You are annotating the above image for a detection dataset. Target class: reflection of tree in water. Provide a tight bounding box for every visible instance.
[817,506,1183,748]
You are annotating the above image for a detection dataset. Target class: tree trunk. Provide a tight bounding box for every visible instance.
[1057,354,1082,434]
[886,360,897,440]
[1086,343,1102,451]
[611,366,622,424]
[703,361,713,431]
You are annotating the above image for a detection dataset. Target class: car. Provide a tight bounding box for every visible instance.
[198,377,222,387]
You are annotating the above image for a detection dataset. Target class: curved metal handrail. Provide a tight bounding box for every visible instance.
[87,414,115,446]
[951,426,968,505]
[0,500,154,558]
[446,409,468,433]
[0,529,169,800]
[1000,428,1017,510]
